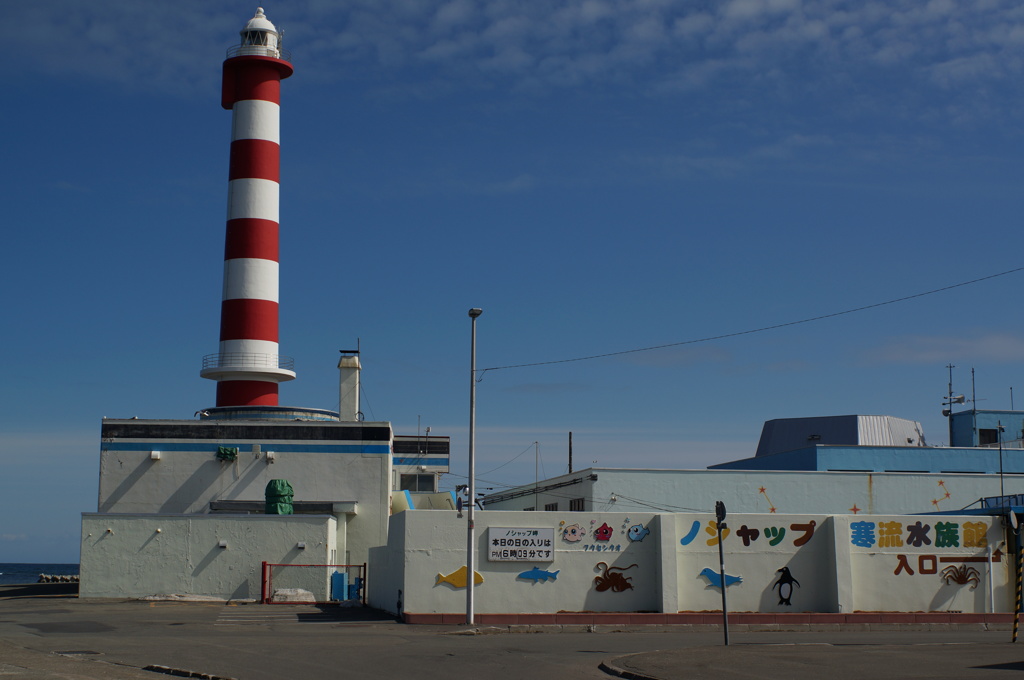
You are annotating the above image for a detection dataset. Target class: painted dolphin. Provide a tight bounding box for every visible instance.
[698,567,742,589]
[517,567,560,583]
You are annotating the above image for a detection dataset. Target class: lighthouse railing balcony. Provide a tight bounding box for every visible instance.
[203,353,295,371]
[227,45,292,61]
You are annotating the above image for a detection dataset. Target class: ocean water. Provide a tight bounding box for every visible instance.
[0,563,79,585]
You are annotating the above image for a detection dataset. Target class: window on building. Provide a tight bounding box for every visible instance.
[980,429,999,446]
[569,497,585,511]
[399,473,435,493]
[523,507,535,511]
[544,502,558,511]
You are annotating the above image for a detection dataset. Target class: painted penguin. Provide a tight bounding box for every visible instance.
[773,567,800,606]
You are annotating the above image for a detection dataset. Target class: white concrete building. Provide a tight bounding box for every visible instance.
[481,466,1024,516]
[80,417,393,600]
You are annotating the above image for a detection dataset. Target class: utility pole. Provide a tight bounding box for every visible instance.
[565,432,573,475]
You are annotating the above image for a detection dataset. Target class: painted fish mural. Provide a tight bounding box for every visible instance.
[773,566,800,605]
[594,522,614,541]
[627,524,650,542]
[436,566,484,588]
[562,523,586,542]
[698,567,742,589]
[517,567,560,583]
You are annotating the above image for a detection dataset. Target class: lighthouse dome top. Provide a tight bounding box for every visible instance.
[243,8,277,34]
[230,7,287,59]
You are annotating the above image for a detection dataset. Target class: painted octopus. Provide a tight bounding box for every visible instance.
[594,562,638,592]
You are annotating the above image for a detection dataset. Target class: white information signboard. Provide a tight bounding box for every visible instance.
[487,527,555,562]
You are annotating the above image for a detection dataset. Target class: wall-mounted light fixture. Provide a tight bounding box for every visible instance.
[150,451,162,461]
[296,542,306,549]
[218,540,228,549]
[266,451,276,464]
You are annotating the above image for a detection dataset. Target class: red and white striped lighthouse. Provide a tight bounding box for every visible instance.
[200,8,295,407]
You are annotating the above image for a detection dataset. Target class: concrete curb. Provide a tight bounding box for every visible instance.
[599,652,662,680]
[404,611,1015,626]
[443,621,1012,635]
[0,641,158,680]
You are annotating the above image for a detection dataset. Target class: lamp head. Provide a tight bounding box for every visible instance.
[468,308,483,318]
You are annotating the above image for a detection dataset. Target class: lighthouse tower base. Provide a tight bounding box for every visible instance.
[199,405,341,422]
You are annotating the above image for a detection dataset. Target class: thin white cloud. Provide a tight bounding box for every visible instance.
[502,382,591,395]
[620,345,732,368]
[432,0,477,32]
[0,431,96,450]
[864,333,1024,364]
[405,172,537,196]
[630,131,835,180]
[928,53,999,87]
[480,174,536,194]
[8,0,1024,123]
[52,181,91,194]
[749,133,835,161]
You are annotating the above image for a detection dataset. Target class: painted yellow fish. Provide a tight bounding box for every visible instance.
[436,566,484,588]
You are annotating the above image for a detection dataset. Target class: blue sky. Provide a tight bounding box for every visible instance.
[3,1,1024,563]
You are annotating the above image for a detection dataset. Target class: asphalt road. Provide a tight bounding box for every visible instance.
[1,590,1022,680]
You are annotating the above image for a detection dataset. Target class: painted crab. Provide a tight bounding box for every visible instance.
[940,564,981,590]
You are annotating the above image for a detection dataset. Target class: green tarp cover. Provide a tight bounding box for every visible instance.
[265,479,294,515]
[216,446,238,462]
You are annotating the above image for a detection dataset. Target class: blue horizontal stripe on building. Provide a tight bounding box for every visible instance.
[392,458,450,466]
[102,442,391,454]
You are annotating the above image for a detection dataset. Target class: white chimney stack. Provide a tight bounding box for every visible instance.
[337,352,361,421]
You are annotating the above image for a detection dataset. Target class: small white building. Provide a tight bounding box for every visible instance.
[80,415,394,600]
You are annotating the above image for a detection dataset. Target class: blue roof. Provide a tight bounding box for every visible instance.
[710,444,1024,474]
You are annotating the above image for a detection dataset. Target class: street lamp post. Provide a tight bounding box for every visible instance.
[467,308,482,625]
[999,420,1006,498]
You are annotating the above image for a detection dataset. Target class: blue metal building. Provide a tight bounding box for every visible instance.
[711,410,1024,474]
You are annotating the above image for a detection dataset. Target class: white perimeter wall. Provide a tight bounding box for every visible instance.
[80,514,336,600]
[369,510,1011,615]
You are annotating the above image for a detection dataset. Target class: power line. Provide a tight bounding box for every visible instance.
[477,442,536,477]
[480,266,1024,374]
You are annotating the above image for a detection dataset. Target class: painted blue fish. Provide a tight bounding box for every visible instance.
[698,567,743,589]
[627,524,650,542]
[517,567,560,583]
